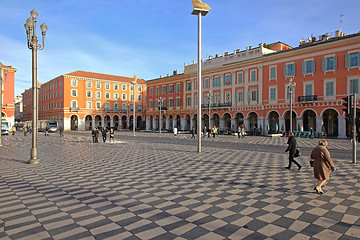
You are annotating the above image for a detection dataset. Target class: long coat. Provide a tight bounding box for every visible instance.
[285,136,297,155]
[311,146,335,180]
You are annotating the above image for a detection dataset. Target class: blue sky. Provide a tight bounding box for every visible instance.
[1,0,359,97]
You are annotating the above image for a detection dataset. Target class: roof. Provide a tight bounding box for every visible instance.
[64,70,146,84]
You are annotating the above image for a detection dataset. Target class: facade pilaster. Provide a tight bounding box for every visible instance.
[296,117,303,131]
[264,117,269,136]
[279,117,285,133]
[316,116,323,133]
[338,115,346,138]
[244,117,250,132]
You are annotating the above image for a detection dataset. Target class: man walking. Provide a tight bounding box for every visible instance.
[59,127,63,137]
[284,132,302,170]
[191,126,196,139]
[102,127,108,142]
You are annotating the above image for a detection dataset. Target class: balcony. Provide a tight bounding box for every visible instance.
[70,107,79,112]
[201,102,232,109]
[298,95,318,103]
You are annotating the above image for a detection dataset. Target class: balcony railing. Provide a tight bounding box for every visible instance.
[201,102,232,109]
[298,95,318,103]
[70,107,79,112]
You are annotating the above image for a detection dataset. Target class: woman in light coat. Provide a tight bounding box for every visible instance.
[310,140,335,194]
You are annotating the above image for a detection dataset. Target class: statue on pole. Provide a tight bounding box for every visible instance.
[192,0,211,11]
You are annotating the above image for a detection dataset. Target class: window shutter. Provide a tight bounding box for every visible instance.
[223,76,226,86]
[345,53,350,68]
[235,92,238,102]
[256,90,258,101]
[284,65,287,77]
[322,58,326,71]
[292,63,295,76]
[311,60,315,73]
[248,91,251,102]
[333,56,337,70]
[358,52,360,67]
[302,62,305,75]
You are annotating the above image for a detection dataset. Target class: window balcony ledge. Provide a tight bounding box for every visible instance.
[298,95,318,103]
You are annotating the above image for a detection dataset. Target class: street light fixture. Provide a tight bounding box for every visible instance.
[159,97,162,134]
[24,9,48,164]
[0,62,8,147]
[288,78,296,133]
[192,0,210,153]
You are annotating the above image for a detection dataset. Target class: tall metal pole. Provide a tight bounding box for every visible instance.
[159,97,162,134]
[196,12,202,153]
[0,64,7,147]
[290,88,292,133]
[133,83,136,136]
[353,94,356,163]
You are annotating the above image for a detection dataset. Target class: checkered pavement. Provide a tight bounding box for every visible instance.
[0,131,360,239]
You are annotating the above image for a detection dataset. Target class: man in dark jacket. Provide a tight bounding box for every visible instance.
[102,127,108,142]
[284,132,302,170]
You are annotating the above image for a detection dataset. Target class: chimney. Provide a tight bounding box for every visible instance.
[173,70,179,75]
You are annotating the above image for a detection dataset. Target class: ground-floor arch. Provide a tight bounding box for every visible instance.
[302,109,317,131]
[71,115,78,130]
[267,111,279,133]
[85,115,92,130]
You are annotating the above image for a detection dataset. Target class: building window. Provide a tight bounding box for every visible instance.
[105,92,110,99]
[322,56,337,71]
[86,81,92,88]
[95,82,101,89]
[213,77,221,87]
[86,90,92,98]
[194,80,197,90]
[149,101,153,108]
[224,75,232,86]
[350,79,359,94]
[105,83,110,90]
[156,87,159,95]
[345,52,360,68]
[71,89,78,97]
[150,88,153,96]
[137,86,142,92]
[168,99,174,107]
[186,97,191,106]
[284,63,295,77]
[122,103,128,111]
[250,70,257,82]
[270,87,277,101]
[305,84,313,96]
[71,79,78,87]
[114,84,119,91]
[114,93,119,99]
[249,90,258,102]
[137,104,143,112]
[186,82,192,91]
[235,91,245,102]
[105,102,110,110]
[95,91,101,98]
[225,92,231,103]
[122,84,127,90]
[325,81,334,96]
[130,94,134,101]
[122,93,127,100]
[270,66,277,80]
[162,86,167,94]
[129,85,133,91]
[176,83,181,93]
[114,102,119,110]
[71,100,77,108]
[138,95,142,101]
[96,101,101,109]
[86,101,92,109]
[204,78,209,88]
[302,60,315,74]
[168,85,174,93]
[237,72,243,84]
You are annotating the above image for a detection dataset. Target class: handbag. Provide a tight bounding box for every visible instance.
[294,148,301,158]
[309,160,314,167]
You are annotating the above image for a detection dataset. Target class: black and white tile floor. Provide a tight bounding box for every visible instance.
[0,132,359,239]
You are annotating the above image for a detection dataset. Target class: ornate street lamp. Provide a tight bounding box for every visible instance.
[0,62,8,146]
[192,0,210,153]
[288,78,296,133]
[24,9,48,164]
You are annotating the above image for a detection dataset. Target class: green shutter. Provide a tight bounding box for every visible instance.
[292,63,295,76]
[235,92,238,102]
[358,52,360,67]
[334,56,337,70]
[284,65,287,77]
[322,58,326,71]
[311,60,315,73]
[302,62,305,74]
[345,53,350,68]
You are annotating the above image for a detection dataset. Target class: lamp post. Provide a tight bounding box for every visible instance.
[192,0,210,153]
[207,94,212,128]
[288,78,296,133]
[132,74,137,136]
[0,62,8,147]
[159,97,162,134]
[24,9,47,164]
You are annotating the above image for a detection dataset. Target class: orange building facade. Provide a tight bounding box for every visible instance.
[1,64,16,127]
[145,31,360,138]
[22,71,147,131]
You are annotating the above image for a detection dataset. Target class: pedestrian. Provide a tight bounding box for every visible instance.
[310,127,314,139]
[191,126,196,139]
[311,140,335,194]
[241,126,245,138]
[59,127,63,137]
[173,126,178,136]
[237,125,241,139]
[24,127,27,136]
[94,127,99,143]
[102,127,108,142]
[202,126,207,139]
[212,126,217,138]
[91,129,96,143]
[109,127,115,143]
[11,126,16,136]
[284,132,302,170]
[45,126,49,136]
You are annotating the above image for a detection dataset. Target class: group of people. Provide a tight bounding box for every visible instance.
[200,126,219,139]
[91,126,115,143]
[285,132,335,194]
